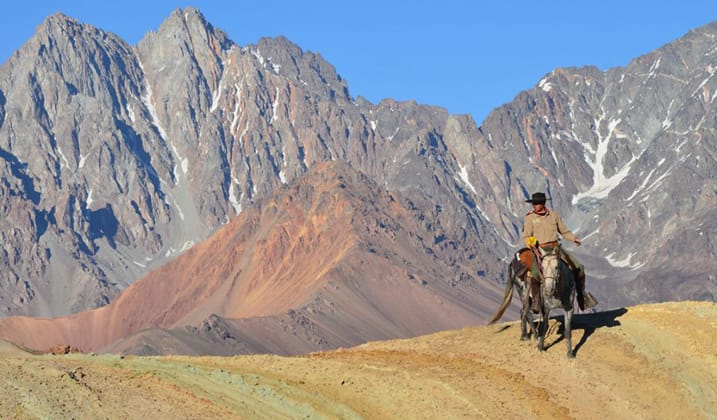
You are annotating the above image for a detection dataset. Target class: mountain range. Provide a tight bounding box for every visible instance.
[0,7,715,354]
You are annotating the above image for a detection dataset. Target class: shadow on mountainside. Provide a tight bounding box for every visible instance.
[546,307,628,356]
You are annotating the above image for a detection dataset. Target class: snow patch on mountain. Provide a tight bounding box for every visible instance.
[572,115,636,203]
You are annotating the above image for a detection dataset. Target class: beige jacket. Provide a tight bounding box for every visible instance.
[522,208,577,246]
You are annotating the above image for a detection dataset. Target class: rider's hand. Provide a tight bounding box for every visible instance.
[574,238,582,246]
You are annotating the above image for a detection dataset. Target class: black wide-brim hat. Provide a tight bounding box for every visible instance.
[525,192,547,204]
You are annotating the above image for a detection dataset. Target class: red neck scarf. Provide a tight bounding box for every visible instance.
[534,208,548,216]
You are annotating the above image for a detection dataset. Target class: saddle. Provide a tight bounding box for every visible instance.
[512,245,572,312]
[511,245,596,311]
[514,245,578,277]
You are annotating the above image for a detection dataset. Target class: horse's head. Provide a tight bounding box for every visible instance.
[539,247,561,295]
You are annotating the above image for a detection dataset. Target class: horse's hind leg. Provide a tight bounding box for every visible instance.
[527,311,539,340]
[520,291,533,341]
[520,309,530,341]
[537,309,548,352]
[565,310,575,358]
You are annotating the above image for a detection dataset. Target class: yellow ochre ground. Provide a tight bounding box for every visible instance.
[0,301,715,419]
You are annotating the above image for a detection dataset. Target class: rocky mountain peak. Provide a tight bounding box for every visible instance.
[38,12,83,36]
[32,12,125,54]
[5,14,106,69]
[252,36,350,101]
[151,7,232,52]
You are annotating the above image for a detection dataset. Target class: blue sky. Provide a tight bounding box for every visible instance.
[1,1,715,123]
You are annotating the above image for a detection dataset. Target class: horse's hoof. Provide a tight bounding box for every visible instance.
[521,335,530,341]
[567,351,575,359]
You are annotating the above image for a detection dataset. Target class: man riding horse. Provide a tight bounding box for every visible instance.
[522,192,598,312]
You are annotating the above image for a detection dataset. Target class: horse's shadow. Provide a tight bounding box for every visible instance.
[544,307,627,355]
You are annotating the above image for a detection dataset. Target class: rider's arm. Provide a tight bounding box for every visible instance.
[556,213,579,243]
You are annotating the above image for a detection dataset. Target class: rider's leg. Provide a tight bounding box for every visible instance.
[577,269,598,310]
[563,251,597,310]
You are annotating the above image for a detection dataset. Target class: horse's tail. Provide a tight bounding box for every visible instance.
[488,262,515,325]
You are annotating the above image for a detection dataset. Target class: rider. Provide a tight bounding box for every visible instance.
[522,192,598,311]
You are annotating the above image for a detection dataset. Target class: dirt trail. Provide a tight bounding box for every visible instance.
[0,301,715,419]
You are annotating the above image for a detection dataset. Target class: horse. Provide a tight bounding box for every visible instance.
[489,245,577,358]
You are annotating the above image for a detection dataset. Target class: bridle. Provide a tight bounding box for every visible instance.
[540,246,561,294]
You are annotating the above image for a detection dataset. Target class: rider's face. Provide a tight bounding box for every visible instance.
[533,203,545,212]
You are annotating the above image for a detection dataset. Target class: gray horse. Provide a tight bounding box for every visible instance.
[489,246,577,358]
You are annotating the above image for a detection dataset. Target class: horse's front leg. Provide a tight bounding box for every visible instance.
[564,309,575,358]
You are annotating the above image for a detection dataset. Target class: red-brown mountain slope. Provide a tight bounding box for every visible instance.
[0,161,509,353]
